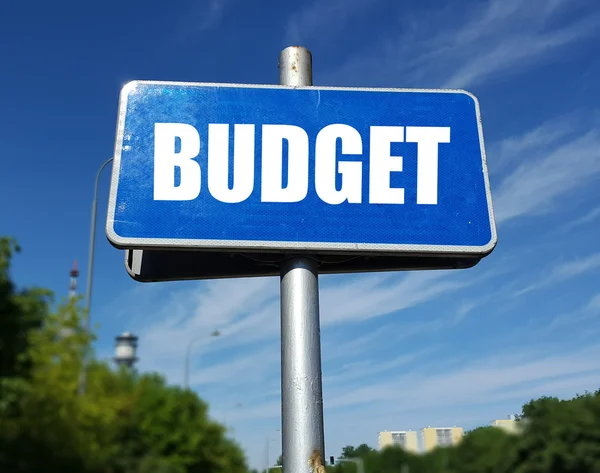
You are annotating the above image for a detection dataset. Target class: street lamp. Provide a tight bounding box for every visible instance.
[184,329,220,389]
[265,428,280,473]
[223,402,243,432]
[84,157,113,331]
[114,331,138,368]
[78,157,113,396]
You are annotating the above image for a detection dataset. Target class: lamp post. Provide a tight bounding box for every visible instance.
[114,331,139,368]
[78,157,113,396]
[265,429,280,473]
[223,402,243,431]
[184,330,220,390]
[84,157,113,329]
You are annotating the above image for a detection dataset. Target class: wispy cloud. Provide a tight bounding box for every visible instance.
[453,290,502,323]
[190,344,280,387]
[233,342,600,421]
[284,0,385,46]
[442,4,600,88]
[323,343,600,410]
[128,262,502,390]
[584,293,600,312]
[548,292,600,329]
[487,112,586,175]
[320,271,470,325]
[321,0,600,88]
[561,207,600,233]
[516,252,600,296]
[172,0,232,44]
[492,125,600,225]
[324,347,438,386]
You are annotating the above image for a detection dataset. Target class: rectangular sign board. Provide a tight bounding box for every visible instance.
[107,81,496,261]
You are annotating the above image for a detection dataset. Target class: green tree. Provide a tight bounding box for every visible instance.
[448,426,518,473]
[510,391,600,473]
[367,445,418,473]
[0,237,251,473]
[341,444,375,458]
[112,371,248,473]
[419,446,454,473]
[0,237,50,379]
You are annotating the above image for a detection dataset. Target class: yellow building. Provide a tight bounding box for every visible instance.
[378,430,419,453]
[490,416,519,434]
[419,427,463,452]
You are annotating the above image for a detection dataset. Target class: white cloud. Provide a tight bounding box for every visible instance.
[442,10,599,89]
[190,344,280,387]
[318,343,600,410]
[231,342,600,422]
[549,292,600,329]
[322,323,396,362]
[516,252,600,296]
[487,112,584,175]
[284,0,384,46]
[131,263,501,384]
[493,127,600,224]
[173,0,231,43]
[321,0,600,89]
[584,293,600,312]
[561,207,600,232]
[227,340,600,467]
[323,347,438,386]
[453,290,501,323]
[320,271,470,325]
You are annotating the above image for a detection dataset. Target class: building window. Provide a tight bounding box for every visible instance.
[391,433,406,447]
[436,429,453,446]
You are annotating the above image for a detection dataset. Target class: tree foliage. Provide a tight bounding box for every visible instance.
[4,236,600,473]
[0,237,249,473]
[341,444,375,459]
[334,390,600,473]
[0,237,50,379]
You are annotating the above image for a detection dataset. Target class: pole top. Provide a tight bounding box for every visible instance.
[278,46,313,87]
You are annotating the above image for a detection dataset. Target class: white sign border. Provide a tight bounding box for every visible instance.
[106,80,497,255]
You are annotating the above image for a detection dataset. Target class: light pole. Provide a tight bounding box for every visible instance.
[114,331,139,368]
[84,157,113,328]
[184,330,220,390]
[223,402,243,431]
[78,157,113,396]
[265,429,280,473]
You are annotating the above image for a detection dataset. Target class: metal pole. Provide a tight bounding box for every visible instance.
[279,46,325,473]
[78,156,113,396]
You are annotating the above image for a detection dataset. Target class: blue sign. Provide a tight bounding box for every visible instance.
[106,81,496,257]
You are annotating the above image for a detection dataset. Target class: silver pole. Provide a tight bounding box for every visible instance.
[280,256,324,473]
[279,46,325,473]
[78,156,113,396]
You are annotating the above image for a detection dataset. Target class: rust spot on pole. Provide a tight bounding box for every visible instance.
[310,450,326,473]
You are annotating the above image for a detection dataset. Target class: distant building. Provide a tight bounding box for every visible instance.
[378,430,419,453]
[490,415,519,434]
[419,427,463,451]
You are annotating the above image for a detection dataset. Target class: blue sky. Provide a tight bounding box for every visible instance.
[2,0,600,469]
